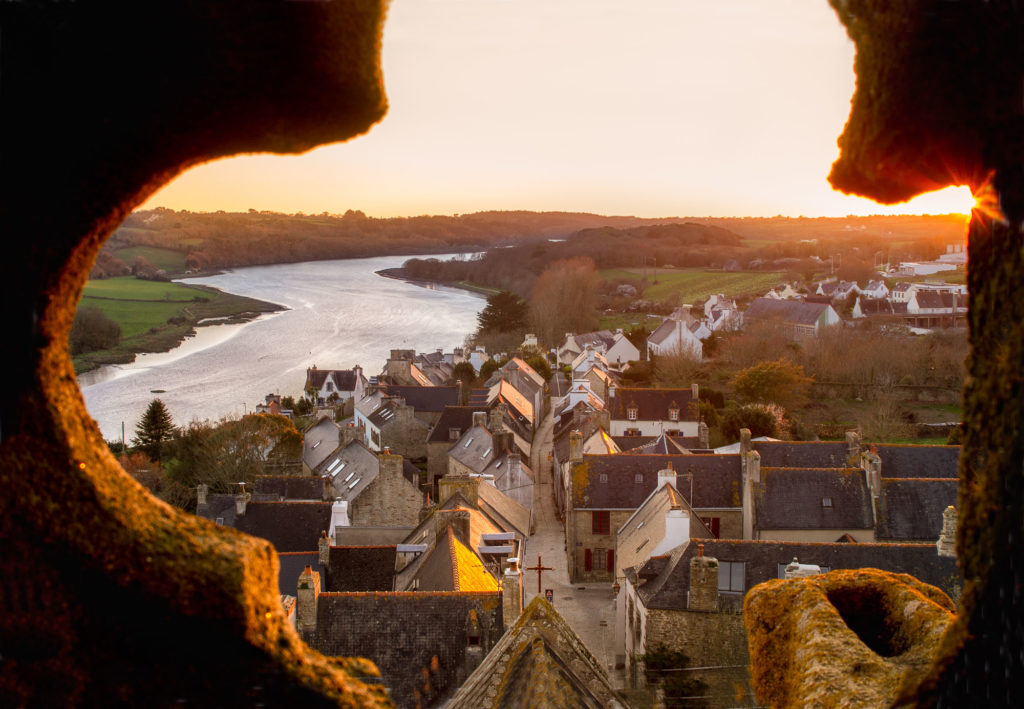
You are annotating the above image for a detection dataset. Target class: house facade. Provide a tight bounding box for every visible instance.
[607,386,700,438]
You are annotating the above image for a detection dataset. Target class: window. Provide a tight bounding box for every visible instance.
[599,473,608,483]
[627,407,638,421]
[702,516,721,538]
[595,548,606,570]
[634,473,644,484]
[215,517,224,525]
[669,407,679,421]
[822,497,833,508]
[624,428,641,437]
[718,561,745,592]
[635,539,649,554]
[592,511,610,535]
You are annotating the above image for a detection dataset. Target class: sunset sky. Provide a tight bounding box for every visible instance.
[142,1,974,218]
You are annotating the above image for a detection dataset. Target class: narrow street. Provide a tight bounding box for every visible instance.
[525,399,619,679]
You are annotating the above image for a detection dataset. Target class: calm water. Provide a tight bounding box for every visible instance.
[79,255,483,441]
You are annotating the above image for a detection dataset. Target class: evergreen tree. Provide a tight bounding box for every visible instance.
[132,398,175,461]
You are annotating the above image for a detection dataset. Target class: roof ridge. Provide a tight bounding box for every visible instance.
[446,526,460,591]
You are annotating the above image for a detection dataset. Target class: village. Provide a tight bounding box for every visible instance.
[191,265,967,708]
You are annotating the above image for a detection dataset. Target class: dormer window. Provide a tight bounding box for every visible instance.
[668,403,679,422]
[627,406,638,421]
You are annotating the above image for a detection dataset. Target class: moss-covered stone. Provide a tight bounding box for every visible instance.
[745,569,955,708]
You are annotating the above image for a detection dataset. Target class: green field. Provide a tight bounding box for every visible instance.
[601,268,785,304]
[74,277,281,373]
[111,246,188,272]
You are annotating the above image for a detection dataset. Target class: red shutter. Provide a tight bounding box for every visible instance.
[607,549,615,574]
[584,548,593,572]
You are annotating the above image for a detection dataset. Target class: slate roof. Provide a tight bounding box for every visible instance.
[313,440,379,502]
[646,317,682,346]
[305,368,358,392]
[857,298,899,316]
[449,424,497,474]
[752,440,851,468]
[383,385,460,413]
[312,591,504,709]
[367,400,399,428]
[427,406,480,444]
[467,387,490,407]
[447,598,625,709]
[234,501,333,552]
[574,454,742,510]
[334,527,414,546]
[277,552,323,595]
[915,291,965,309]
[616,484,715,578]
[504,356,545,387]
[498,379,534,423]
[746,298,831,325]
[607,387,698,423]
[325,546,398,592]
[252,475,324,501]
[631,539,962,612]
[477,481,531,539]
[618,433,697,455]
[196,493,239,526]
[875,479,959,541]
[873,444,960,479]
[303,416,341,471]
[574,330,616,350]
[754,467,873,531]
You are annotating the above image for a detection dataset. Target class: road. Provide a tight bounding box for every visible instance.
[525,398,619,680]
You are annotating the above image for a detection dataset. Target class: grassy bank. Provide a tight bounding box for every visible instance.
[601,268,785,304]
[73,277,282,374]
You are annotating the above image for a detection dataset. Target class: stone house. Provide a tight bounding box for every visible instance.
[362,398,431,459]
[743,297,841,339]
[566,452,742,583]
[380,348,435,386]
[607,385,700,438]
[618,538,961,697]
[296,564,506,709]
[313,444,426,528]
[381,385,460,426]
[426,406,480,491]
[558,329,639,367]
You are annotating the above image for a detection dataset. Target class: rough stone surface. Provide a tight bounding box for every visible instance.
[0,2,390,705]
[745,569,955,708]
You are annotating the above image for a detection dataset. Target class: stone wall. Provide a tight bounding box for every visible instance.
[571,509,634,582]
[642,608,751,705]
[350,454,425,527]
[381,406,430,460]
[427,440,454,489]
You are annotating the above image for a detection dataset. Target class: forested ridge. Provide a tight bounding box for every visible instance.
[93,208,966,279]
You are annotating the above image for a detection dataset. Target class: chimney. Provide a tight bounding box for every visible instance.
[863,445,882,500]
[569,430,584,462]
[937,506,957,558]
[472,411,487,429]
[502,557,524,627]
[698,421,709,449]
[329,499,349,543]
[740,428,752,456]
[341,423,361,448]
[296,565,321,640]
[318,531,330,567]
[665,508,691,549]
[196,483,208,507]
[438,474,479,506]
[436,509,471,545]
[449,427,462,442]
[845,430,861,466]
[657,464,675,489]
[234,488,250,516]
[489,403,507,434]
[691,382,699,401]
[378,452,404,482]
[688,549,719,611]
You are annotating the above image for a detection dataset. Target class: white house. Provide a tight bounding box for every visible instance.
[646,318,703,360]
[607,385,700,438]
[861,280,890,299]
[304,365,367,406]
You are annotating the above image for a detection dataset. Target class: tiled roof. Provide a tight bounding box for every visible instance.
[634,539,961,612]
[754,468,873,531]
[325,546,398,592]
[875,479,959,541]
[427,406,480,443]
[384,385,460,413]
[607,388,698,423]
[873,443,960,478]
[746,298,831,325]
[499,379,534,423]
[447,598,624,709]
[753,440,851,468]
[415,526,500,592]
[252,475,324,501]
[574,454,742,510]
[234,501,333,552]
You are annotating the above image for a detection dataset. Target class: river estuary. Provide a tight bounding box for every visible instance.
[79,254,483,441]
